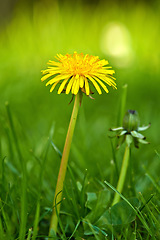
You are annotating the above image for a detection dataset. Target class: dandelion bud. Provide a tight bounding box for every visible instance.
[123,110,140,132]
[110,110,150,148]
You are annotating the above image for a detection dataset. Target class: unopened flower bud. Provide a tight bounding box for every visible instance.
[110,109,150,148]
[123,110,140,132]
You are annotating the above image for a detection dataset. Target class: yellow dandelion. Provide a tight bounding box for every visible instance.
[41,52,116,95]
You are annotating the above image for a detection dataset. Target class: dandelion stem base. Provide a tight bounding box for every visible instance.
[49,93,80,237]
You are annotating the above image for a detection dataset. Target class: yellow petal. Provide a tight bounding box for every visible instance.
[106,69,115,74]
[56,54,64,59]
[46,74,72,86]
[103,76,117,88]
[103,66,112,69]
[93,76,109,93]
[84,54,89,61]
[48,60,61,66]
[96,69,115,75]
[86,75,102,94]
[99,59,109,66]
[74,78,80,95]
[41,69,49,74]
[93,73,116,88]
[42,69,60,76]
[71,77,77,94]
[41,73,54,82]
[79,75,84,88]
[58,79,69,94]
[84,78,90,95]
[110,76,116,80]
[46,78,57,86]
[50,81,60,92]
[66,76,74,94]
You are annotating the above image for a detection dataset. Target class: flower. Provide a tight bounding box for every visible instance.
[110,110,150,148]
[41,52,116,95]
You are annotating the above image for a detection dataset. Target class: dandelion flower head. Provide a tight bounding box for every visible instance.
[41,52,116,95]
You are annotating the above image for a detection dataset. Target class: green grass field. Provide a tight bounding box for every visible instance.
[0,0,160,239]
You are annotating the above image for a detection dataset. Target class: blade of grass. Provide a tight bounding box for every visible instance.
[137,231,143,240]
[32,130,51,240]
[139,193,154,212]
[27,228,32,240]
[155,150,160,159]
[0,138,1,158]
[0,216,5,240]
[3,125,14,161]
[139,192,160,238]
[68,165,80,197]
[104,180,153,237]
[83,219,106,240]
[83,219,108,238]
[151,200,160,215]
[68,219,81,240]
[68,180,80,219]
[0,199,11,239]
[109,137,119,183]
[1,156,6,189]
[108,207,114,240]
[117,84,128,126]
[6,102,27,240]
[80,169,88,216]
[133,220,137,240]
[145,172,160,193]
[8,188,20,232]
[67,165,84,217]
[54,191,67,240]
[51,140,62,158]
[31,201,40,240]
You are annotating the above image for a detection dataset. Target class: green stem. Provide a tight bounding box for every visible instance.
[112,144,130,206]
[118,84,128,126]
[49,93,81,237]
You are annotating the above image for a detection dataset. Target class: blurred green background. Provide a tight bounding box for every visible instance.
[0,0,160,213]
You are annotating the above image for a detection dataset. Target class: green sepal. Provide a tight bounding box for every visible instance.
[138,124,151,132]
[131,130,145,139]
[126,134,133,147]
[110,127,124,132]
[138,138,150,145]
